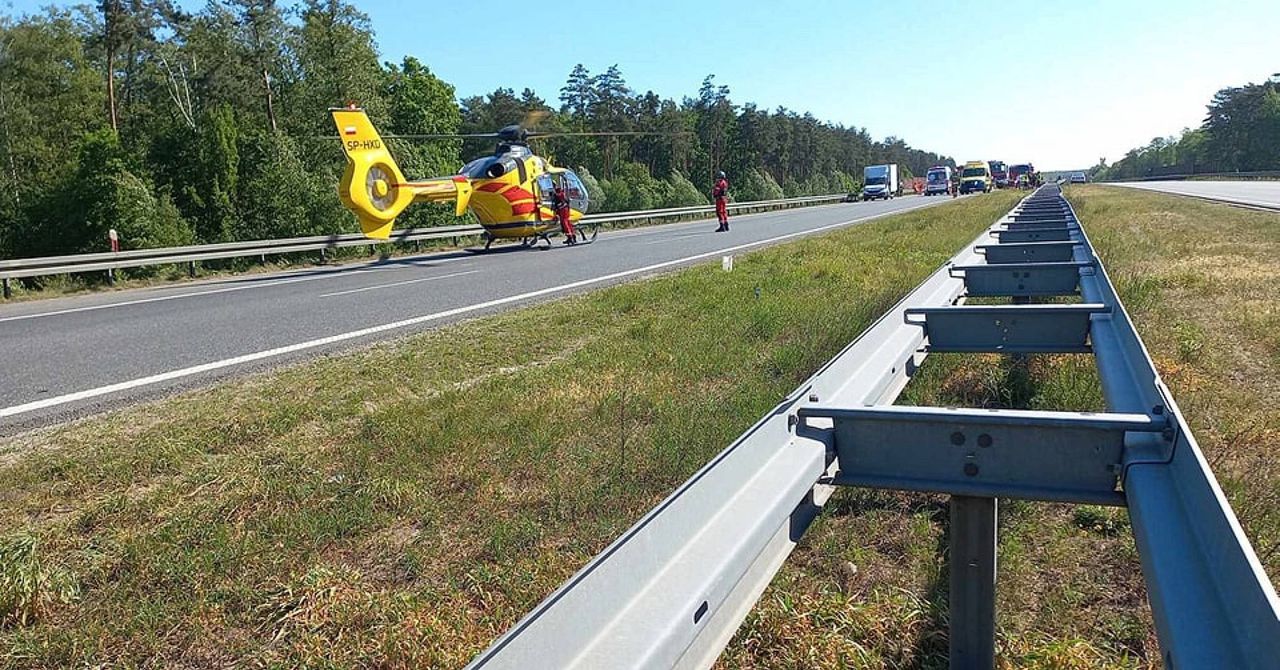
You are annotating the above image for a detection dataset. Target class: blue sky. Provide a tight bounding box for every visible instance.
[6,0,1278,169]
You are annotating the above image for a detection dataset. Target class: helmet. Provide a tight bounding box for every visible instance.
[717,171,726,179]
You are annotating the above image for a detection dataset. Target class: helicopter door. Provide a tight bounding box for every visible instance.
[561,171,589,213]
[536,174,556,210]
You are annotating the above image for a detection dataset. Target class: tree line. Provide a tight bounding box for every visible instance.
[0,1,954,263]
[1091,75,1280,180]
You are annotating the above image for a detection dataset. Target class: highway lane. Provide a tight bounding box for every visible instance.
[0,195,956,432]
[1110,180,1280,210]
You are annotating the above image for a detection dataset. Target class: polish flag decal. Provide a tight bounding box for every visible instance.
[344,126,358,135]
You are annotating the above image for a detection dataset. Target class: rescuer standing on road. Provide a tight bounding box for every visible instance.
[712,171,730,232]
[553,180,576,245]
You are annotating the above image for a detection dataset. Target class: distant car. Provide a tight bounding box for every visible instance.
[1069,172,1087,183]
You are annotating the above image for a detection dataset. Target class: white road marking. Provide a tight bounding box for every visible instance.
[0,257,472,324]
[318,270,479,298]
[641,231,720,245]
[0,199,942,419]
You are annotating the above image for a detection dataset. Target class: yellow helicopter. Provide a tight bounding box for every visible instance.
[331,106,663,250]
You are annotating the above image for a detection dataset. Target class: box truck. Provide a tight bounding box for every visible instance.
[861,164,900,201]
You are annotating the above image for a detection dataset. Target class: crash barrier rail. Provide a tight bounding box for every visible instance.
[0,193,848,298]
[465,185,1279,669]
[1105,170,1280,182]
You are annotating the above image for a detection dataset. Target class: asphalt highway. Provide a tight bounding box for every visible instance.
[1110,180,1280,210]
[0,195,957,433]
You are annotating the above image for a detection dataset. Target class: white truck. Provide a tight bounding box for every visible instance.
[861,164,900,201]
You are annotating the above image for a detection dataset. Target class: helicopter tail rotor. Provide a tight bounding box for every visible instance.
[331,108,416,239]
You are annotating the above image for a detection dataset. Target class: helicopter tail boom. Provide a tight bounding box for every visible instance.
[331,108,472,239]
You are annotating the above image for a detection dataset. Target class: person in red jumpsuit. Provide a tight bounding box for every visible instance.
[553,181,576,244]
[712,171,730,232]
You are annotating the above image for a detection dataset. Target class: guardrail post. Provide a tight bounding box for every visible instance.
[319,248,327,264]
[2,278,10,299]
[106,268,115,286]
[188,261,197,278]
[414,240,421,253]
[949,495,997,670]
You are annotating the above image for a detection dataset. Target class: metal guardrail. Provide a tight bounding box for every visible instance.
[0,194,847,297]
[1105,170,1280,182]
[466,185,1279,669]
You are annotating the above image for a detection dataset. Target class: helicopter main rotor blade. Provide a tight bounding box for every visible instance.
[380,132,500,140]
[316,132,500,141]
[527,131,692,138]
[518,109,551,130]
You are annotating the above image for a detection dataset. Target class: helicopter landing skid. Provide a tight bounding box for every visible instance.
[464,234,551,254]
[572,223,599,245]
[464,227,597,254]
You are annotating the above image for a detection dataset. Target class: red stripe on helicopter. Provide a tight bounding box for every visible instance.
[475,182,535,203]
[511,203,537,215]
[503,187,534,202]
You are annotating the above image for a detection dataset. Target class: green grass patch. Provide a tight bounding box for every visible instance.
[0,193,1019,667]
